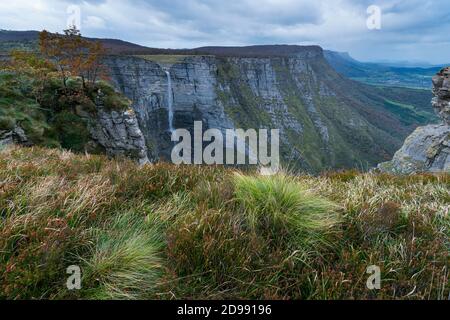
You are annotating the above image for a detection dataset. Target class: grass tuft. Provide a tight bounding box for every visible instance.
[233,173,339,257]
[79,210,163,300]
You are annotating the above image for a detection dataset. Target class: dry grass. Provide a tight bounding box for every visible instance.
[0,146,448,300]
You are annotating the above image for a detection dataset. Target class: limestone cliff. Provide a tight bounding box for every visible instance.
[379,67,450,173]
[83,91,150,165]
[106,46,434,172]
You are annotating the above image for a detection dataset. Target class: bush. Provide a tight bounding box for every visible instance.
[0,115,16,130]
[0,147,448,300]
[164,173,339,299]
[52,111,90,152]
[92,81,131,111]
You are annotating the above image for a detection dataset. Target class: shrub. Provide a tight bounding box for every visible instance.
[0,115,16,130]
[0,147,448,300]
[52,111,90,152]
[164,172,340,299]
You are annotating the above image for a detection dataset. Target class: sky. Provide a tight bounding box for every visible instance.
[1,0,449,64]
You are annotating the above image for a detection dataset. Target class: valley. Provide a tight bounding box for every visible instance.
[0,30,440,172]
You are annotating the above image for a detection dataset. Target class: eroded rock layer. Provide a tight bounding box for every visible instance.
[379,67,450,173]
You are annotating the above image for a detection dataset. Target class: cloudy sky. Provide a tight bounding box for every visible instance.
[1,0,449,64]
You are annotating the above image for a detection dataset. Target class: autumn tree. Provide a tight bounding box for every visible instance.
[39,26,108,89]
[5,50,57,103]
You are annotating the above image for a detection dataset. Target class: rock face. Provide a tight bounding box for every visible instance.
[0,90,149,165]
[105,47,434,172]
[0,125,29,147]
[107,56,233,161]
[432,67,450,125]
[81,91,150,165]
[379,67,450,173]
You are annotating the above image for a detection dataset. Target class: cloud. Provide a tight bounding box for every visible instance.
[83,16,106,29]
[0,0,448,64]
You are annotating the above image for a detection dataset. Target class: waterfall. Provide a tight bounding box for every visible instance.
[165,70,175,133]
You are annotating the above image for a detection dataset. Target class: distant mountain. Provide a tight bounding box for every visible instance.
[0,30,163,55]
[324,50,445,89]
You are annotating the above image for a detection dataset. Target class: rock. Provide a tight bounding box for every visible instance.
[13,126,28,143]
[105,53,399,171]
[432,67,450,125]
[378,124,449,173]
[0,130,13,146]
[0,125,28,147]
[107,55,304,162]
[379,67,450,173]
[87,105,150,164]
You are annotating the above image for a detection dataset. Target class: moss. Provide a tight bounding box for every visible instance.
[87,81,131,111]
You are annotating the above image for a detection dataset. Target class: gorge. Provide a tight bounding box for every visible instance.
[105,45,436,172]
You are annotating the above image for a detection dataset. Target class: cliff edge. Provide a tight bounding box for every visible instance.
[379,67,450,173]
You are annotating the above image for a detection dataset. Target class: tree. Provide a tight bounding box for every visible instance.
[39,26,108,89]
[5,50,57,103]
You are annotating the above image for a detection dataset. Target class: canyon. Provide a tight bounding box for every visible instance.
[105,45,435,172]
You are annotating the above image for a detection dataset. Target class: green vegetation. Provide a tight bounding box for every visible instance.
[136,55,200,65]
[383,99,437,125]
[1,146,448,300]
[0,72,130,152]
[0,29,132,152]
[0,73,55,146]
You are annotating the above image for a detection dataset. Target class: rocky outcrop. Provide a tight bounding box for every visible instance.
[379,67,450,173]
[79,91,150,165]
[432,67,450,124]
[0,125,29,147]
[0,90,149,165]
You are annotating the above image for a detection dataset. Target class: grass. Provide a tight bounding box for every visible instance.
[384,99,436,124]
[0,146,448,300]
[136,55,200,65]
[233,173,338,254]
[78,210,164,299]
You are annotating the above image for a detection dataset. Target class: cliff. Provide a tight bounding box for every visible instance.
[379,67,450,173]
[0,74,149,164]
[106,46,433,172]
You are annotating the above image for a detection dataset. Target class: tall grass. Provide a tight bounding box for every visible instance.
[233,173,339,254]
[79,210,163,300]
[0,146,448,300]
